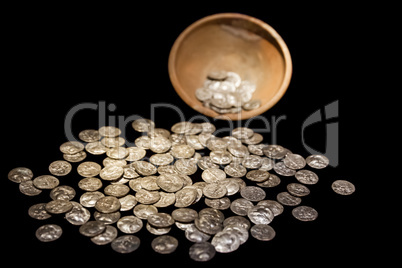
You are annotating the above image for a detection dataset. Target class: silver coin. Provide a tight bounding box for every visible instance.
[223,216,251,230]
[65,201,91,225]
[95,196,121,213]
[246,169,270,182]
[273,161,296,176]
[91,225,118,245]
[203,183,227,199]
[94,211,121,225]
[132,161,157,176]
[242,99,261,111]
[242,154,263,169]
[174,187,198,208]
[223,225,249,245]
[287,183,310,197]
[306,154,329,169]
[240,186,266,202]
[135,136,151,149]
[156,173,184,192]
[171,208,198,223]
[78,177,103,191]
[111,235,141,253]
[19,180,42,196]
[259,157,275,171]
[201,168,226,183]
[80,191,104,207]
[101,136,126,148]
[117,215,143,234]
[60,141,84,155]
[49,160,72,176]
[174,158,198,175]
[99,165,124,181]
[194,211,224,235]
[230,198,254,216]
[63,151,87,162]
[189,242,216,262]
[151,235,179,254]
[250,224,276,241]
[224,163,247,177]
[247,205,274,225]
[50,185,76,200]
[8,167,33,183]
[276,192,302,206]
[98,126,121,137]
[146,222,171,235]
[185,224,211,243]
[256,174,281,188]
[148,212,175,228]
[32,175,59,189]
[104,184,130,197]
[257,200,284,216]
[263,144,288,159]
[119,194,137,211]
[219,178,240,196]
[232,127,254,140]
[28,203,52,220]
[45,200,73,214]
[85,141,108,155]
[133,204,158,220]
[35,224,62,242]
[78,129,101,142]
[211,230,240,253]
[150,153,174,166]
[295,169,319,185]
[227,143,249,158]
[292,206,318,221]
[132,118,155,132]
[205,197,231,210]
[210,150,232,165]
[331,180,355,195]
[77,161,102,177]
[283,154,306,170]
[196,87,213,102]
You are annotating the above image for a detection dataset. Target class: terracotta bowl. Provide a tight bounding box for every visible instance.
[168,13,292,120]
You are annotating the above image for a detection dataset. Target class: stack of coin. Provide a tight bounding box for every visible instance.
[195,71,261,114]
[8,119,355,261]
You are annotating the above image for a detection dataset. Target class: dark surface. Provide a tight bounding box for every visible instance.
[2,3,368,267]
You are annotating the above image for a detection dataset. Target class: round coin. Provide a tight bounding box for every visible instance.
[19,180,42,196]
[35,224,62,242]
[33,175,59,189]
[283,154,306,170]
[95,196,121,213]
[91,225,118,245]
[79,221,106,237]
[65,201,91,225]
[148,212,175,228]
[240,186,266,202]
[247,205,274,225]
[151,235,178,254]
[60,141,84,155]
[8,167,33,183]
[306,154,329,169]
[77,161,102,177]
[28,203,52,220]
[111,235,141,253]
[189,241,216,262]
[117,215,143,234]
[276,192,302,206]
[331,180,355,195]
[292,206,318,221]
[295,170,319,185]
[250,224,276,241]
[45,200,73,214]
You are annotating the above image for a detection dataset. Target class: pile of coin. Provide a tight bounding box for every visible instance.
[195,70,261,114]
[8,119,355,261]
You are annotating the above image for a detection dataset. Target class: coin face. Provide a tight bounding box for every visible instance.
[19,180,42,196]
[78,177,102,191]
[276,192,302,206]
[79,221,106,237]
[230,198,254,216]
[132,118,155,132]
[117,215,143,234]
[250,224,276,241]
[306,154,329,169]
[28,203,52,220]
[91,225,118,245]
[8,167,33,183]
[283,154,306,170]
[247,205,274,225]
[77,161,102,177]
[246,170,270,182]
[273,161,296,176]
[202,168,226,183]
[79,129,101,142]
[292,206,318,221]
[63,151,87,162]
[95,196,121,213]
[156,173,184,192]
[111,235,141,253]
[211,230,240,253]
[257,200,284,217]
[60,141,84,155]
[151,235,178,254]
[65,201,91,225]
[50,185,76,201]
[240,186,266,202]
[98,126,121,137]
[148,212,175,228]
[331,180,355,195]
[33,175,59,189]
[171,208,198,223]
[203,183,227,199]
[295,170,319,185]
[36,224,62,242]
[45,200,73,214]
[287,183,310,197]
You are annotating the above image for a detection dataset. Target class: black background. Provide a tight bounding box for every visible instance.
[2,2,369,267]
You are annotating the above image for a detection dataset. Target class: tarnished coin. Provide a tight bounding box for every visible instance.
[242,155,262,169]
[33,175,59,189]
[174,158,198,175]
[185,224,211,243]
[119,194,137,211]
[174,187,198,207]
[65,201,91,225]
[170,144,195,158]
[100,165,124,181]
[104,184,130,197]
[283,154,306,170]
[292,206,318,221]
[78,177,102,191]
[79,220,106,237]
[149,136,172,154]
[224,163,247,177]
[223,216,251,230]
[60,141,84,155]
[331,180,355,195]
[133,204,158,220]
[189,242,216,262]
[50,185,76,200]
[210,150,232,165]
[135,136,151,149]
[172,208,198,223]
[295,170,319,185]
[117,215,143,234]
[277,192,302,206]
[273,161,296,176]
[85,141,108,155]
[246,170,270,182]
[151,235,178,254]
[45,200,73,214]
[49,160,72,176]
[247,205,274,225]
[153,192,176,208]
[223,225,249,245]
[240,186,266,202]
[194,209,224,235]
[205,197,231,210]
[79,129,101,142]
[63,151,87,162]
[287,183,310,197]
[211,230,240,253]
[106,147,129,159]
[19,180,42,196]
[148,212,175,228]
[202,168,226,183]
[257,200,284,216]
[91,225,118,245]
[250,224,276,241]
[135,189,160,204]
[95,196,121,213]
[28,203,52,220]
[36,224,62,242]
[80,191,104,207]
[263,144,288,159]
[232,127,254,140]
[94,211,121,225]
[247,144,268,156]
[77,161,102,177]
[203,183,227,199]
[230,198,254,216]
[146,222,171,235]
[306,154,329,169]
[111,235,141,253]
[132,161,157,176]
[98,126,121,137]
[132,118,155,132]
[256,174,281,188]
[8,167,33,183]
[156,173,184,192]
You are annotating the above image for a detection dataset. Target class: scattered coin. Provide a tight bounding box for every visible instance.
[28,203,52,220]
[94,196,121,213]
[111,235,141,253]
[189,242,216,262]
[306,154,329,169]
[19,180,42,196]
[295,170,319,185]
[117,215,143,234]
[65,201,91,225]
[60,141,84,155]
[287,183,310,197]
[240,186,266,202]
[45,200,73,214]
[8,167,33,183]
[151,235,179,254]
[33,175,59,189]
[276,192,302,206]
[292,206,318,221]
[36,224,62,242]
[91,225,118,245]
[250,224,276,241]
[331,180,355,195]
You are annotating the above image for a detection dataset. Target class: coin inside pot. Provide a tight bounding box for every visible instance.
[168,13,292,120]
